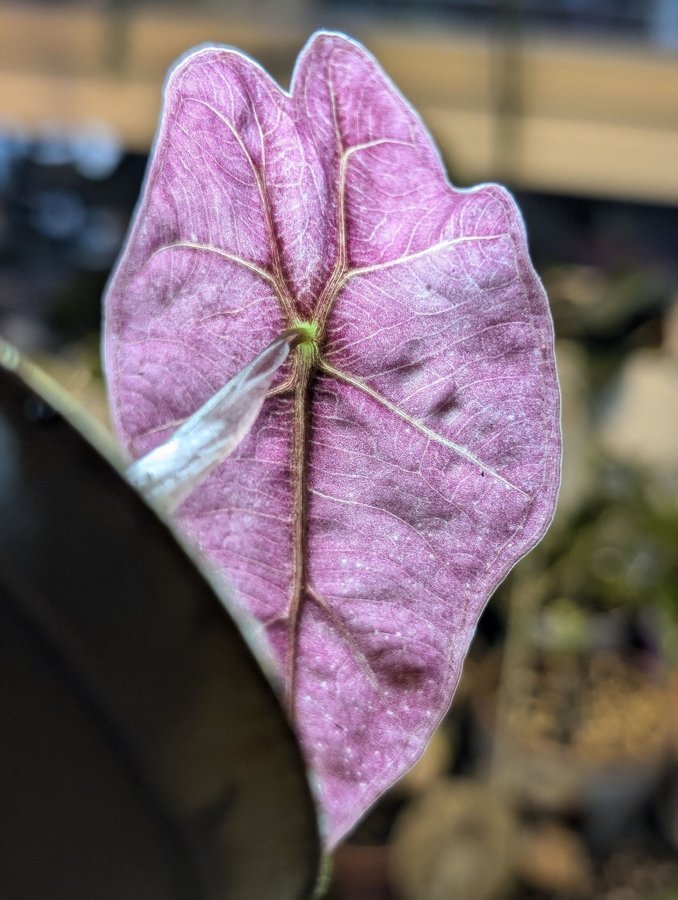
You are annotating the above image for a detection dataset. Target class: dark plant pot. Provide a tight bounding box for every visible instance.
[0,342,320,900]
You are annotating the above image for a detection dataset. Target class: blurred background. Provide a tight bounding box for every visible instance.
[0,1,677,898]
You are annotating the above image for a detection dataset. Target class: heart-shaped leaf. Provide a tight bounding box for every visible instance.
[104,32,561,847]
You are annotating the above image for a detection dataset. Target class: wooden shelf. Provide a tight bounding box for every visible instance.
[0,3,676,203]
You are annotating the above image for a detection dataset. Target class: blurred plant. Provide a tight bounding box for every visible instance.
[538,457,678,640]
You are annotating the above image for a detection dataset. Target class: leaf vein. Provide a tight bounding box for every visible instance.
[319,359,528,497]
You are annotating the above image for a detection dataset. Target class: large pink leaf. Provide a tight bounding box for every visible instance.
[103,32,561,847]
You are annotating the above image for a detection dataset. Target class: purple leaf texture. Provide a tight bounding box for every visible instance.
[103,32,561,847]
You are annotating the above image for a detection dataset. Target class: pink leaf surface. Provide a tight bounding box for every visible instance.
[103,32,561,847]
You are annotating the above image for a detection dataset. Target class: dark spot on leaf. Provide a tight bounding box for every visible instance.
[392,664,427,690]
[394,361,420,378]
[432,392,458,418]
[387,346,423,376]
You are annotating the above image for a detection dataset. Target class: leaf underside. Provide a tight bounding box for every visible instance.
[104,32,561,848]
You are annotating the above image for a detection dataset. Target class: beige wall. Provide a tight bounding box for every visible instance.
[0,2,676,203]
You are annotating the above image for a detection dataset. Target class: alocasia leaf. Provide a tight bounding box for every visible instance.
[103,32,561,847]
